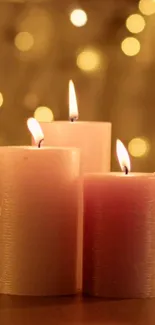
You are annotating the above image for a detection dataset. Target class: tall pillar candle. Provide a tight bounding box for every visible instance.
[83,140,155,298]
[32,82,111,289]
[0,122,81,296]
[32,81,111,173]
[38,121,111,173]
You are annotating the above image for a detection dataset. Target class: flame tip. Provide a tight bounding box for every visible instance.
[116,139,123,145]
[69,80,74,87]
[69,79,78,120]
[116,139,131,173]
[27,117,44,146]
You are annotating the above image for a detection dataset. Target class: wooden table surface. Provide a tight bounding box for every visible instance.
[0,295,155,325]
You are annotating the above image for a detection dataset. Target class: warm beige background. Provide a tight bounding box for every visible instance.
[0,0,154,172]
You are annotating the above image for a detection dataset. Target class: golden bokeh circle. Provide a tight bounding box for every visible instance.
[76,48,103,72]
[126,14,145,34]
[70,9,87,27]
[0,93,3,107]
[139,0,155,16]
[128,137,150,157]
[14,32,34,52]
[34,106,54,122]
[121,37,141,56]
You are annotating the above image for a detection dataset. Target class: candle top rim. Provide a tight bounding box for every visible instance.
[0,146,80,152]
[84,172,154,178]
[37,121,112,126]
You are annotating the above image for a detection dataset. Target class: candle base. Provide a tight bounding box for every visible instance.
[0,147,81,296]
[83,174,155,299]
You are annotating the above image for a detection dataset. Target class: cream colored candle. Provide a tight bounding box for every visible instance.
[83,141,155,298]
[0,120,81,296]
[32,81,111,173]
[38,121,111,173]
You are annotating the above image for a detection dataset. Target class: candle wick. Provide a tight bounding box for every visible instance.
[70,116,78,122]
[124,165,128,175]
[38,138,44,148]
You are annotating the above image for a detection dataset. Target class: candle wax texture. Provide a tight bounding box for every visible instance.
[83,173,155,298]
[0,146,81,296]
[33,122,111,173]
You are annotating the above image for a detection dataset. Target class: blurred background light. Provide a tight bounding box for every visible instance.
[76,48,102,72]
[126,14,145,34]
[121,37,141,56]
[17,8,53,58]
[24,93,39,110]
[34,106,54,122]
[0,93,3,107]
[70,9,87,27]
[14,32,34,52]
[128,137,150,157]
[139,0,155,16]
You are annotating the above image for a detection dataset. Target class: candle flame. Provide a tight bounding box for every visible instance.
[27,118,44,147]
[116,139,131,173]
[69,80,78,121]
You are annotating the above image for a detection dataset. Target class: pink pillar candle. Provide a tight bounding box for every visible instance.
[0,146,81,296]
[83,173,155,298]
[35,121,111,173]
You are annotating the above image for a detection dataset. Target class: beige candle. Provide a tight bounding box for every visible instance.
[32,81,111,174]
[0,119,81,296]
[32,83,111,290]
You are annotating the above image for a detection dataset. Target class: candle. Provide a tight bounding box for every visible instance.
[32,80,111,174]
[0,119,82,296]
[83,140,155,298]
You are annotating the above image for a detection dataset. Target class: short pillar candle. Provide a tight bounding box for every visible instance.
[0,120,81,296]
[83,140,155,298]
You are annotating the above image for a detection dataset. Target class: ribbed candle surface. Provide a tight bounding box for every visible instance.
[32,122,111,173]
[0,146,81,296]
[83,173,155,298]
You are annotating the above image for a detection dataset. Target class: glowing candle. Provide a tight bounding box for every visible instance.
[83,140,155,298]
[0,119,81,296]
[27,117,44,147]
[32,80,111,174]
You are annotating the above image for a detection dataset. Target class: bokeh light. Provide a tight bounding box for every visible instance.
[17,8,53,58]
[126,14,145,34]
[34,106,54,122]
[128,137,150,157]
[77,48,102,72]
[24,93,39,110]
[0,93,3,107]
[139,0,155,16]
[70,9,87,27]
[14,32,34,52]
[121,37,141,56]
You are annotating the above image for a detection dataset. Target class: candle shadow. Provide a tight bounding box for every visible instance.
[78,297,155,324]
[0,293,79,309]
[1,294,155,325]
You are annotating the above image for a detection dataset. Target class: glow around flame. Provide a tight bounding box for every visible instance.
[116,139,131,172]
[69,80,78,120]
[27,118,44,146]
